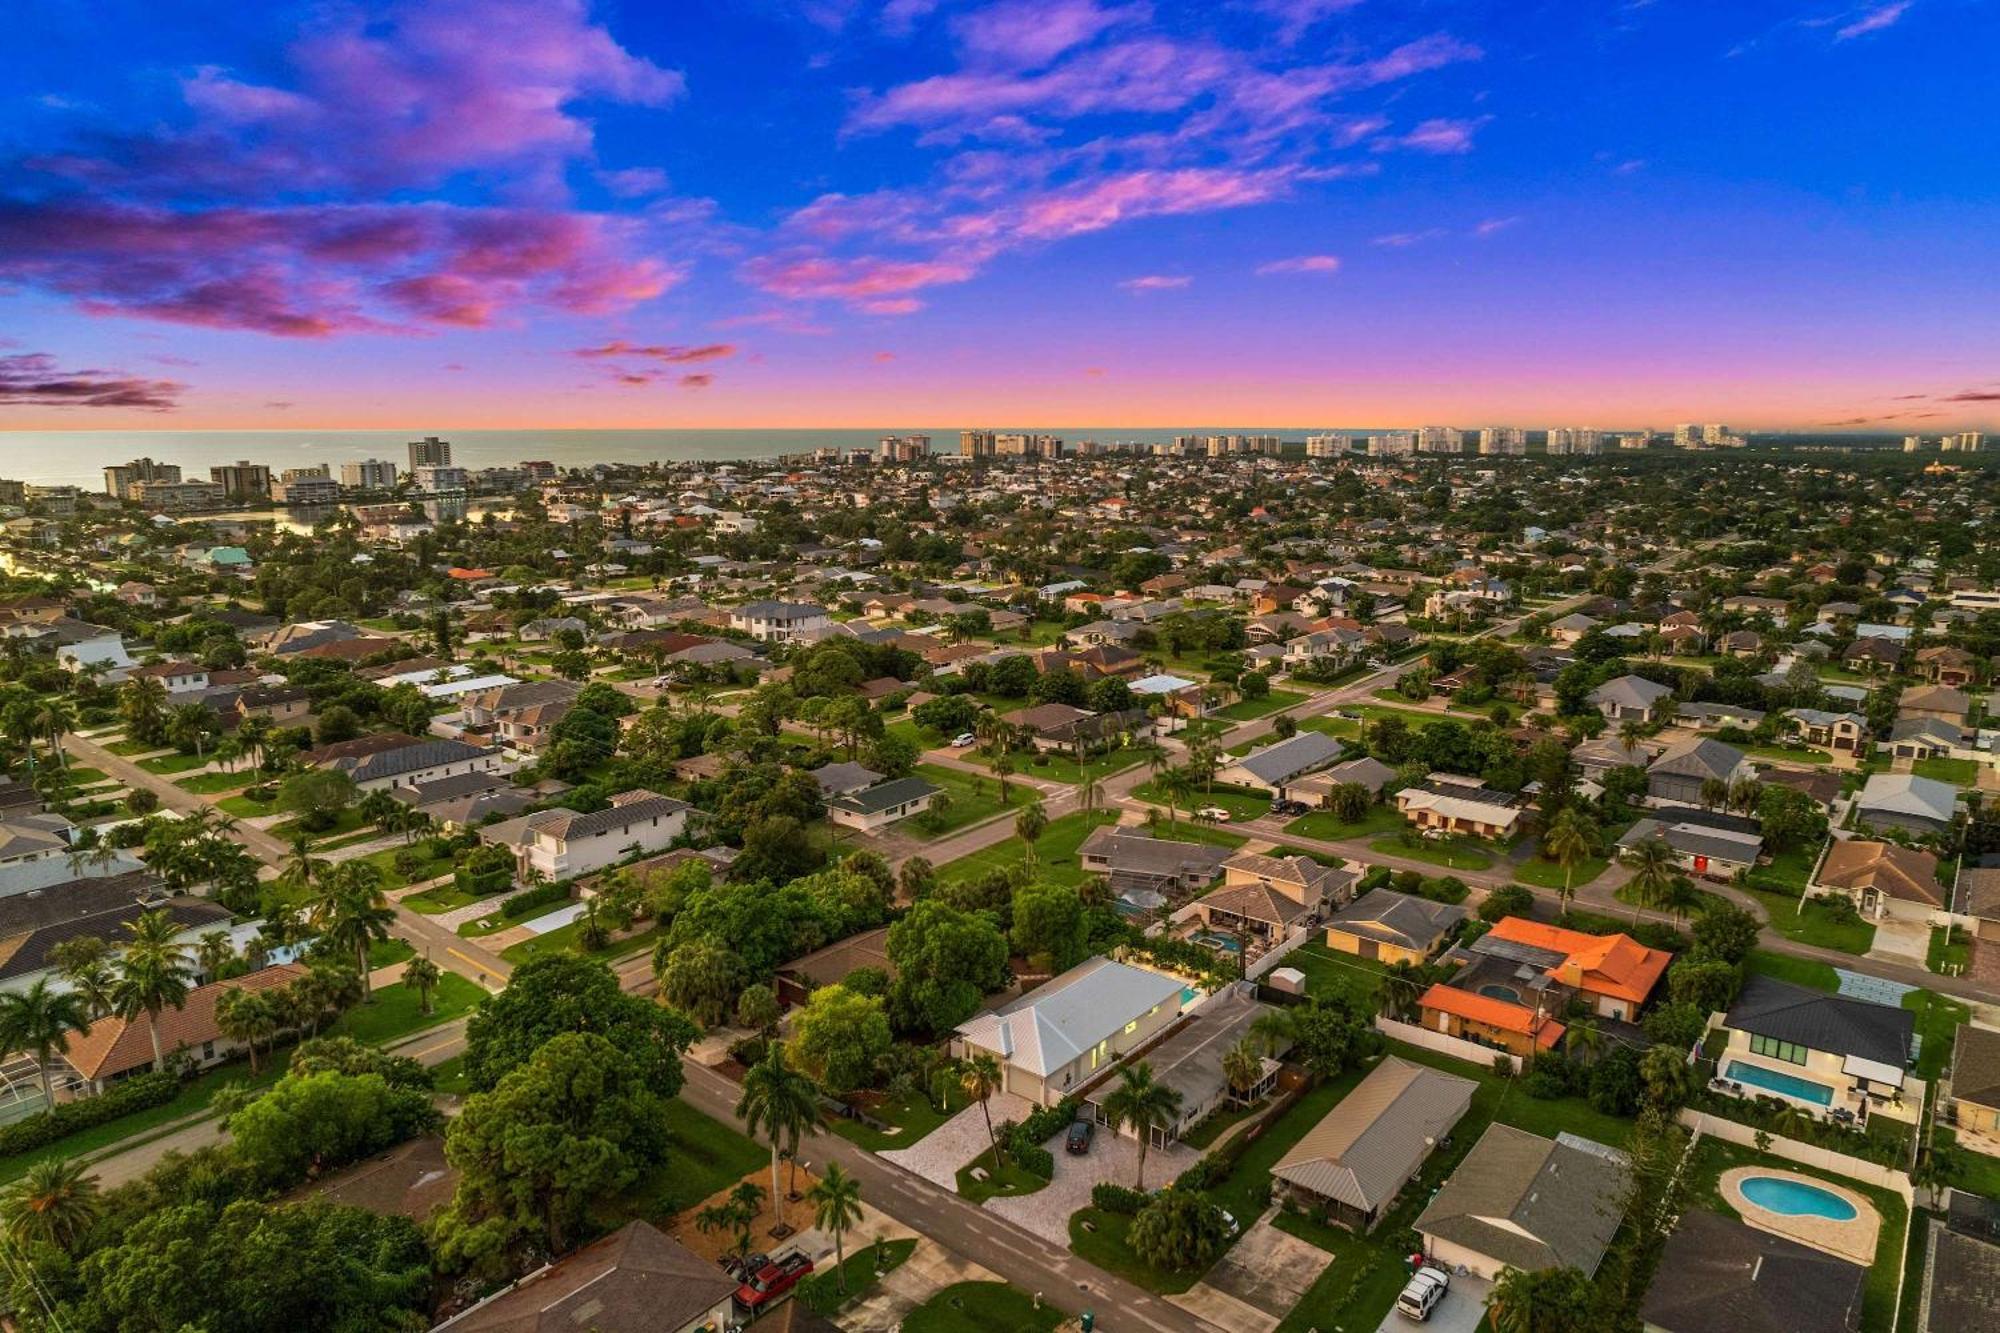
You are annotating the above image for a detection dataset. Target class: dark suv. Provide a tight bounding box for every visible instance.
[1066,1120,1094,1154]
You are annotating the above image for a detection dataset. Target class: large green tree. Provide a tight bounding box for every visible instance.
[788,984,892,1096]
[461,954,697,1093]
[228,1070,439,1189]
[886,899,1008,1036]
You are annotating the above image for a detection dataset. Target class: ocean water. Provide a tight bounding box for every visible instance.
[0,426,1339,490]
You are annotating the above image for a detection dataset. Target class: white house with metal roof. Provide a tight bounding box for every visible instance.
[953,957,1188,1105]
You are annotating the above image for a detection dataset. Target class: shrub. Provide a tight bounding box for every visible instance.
[1093,1182,1148,1214]
[1479,884,1536,922]
[1173,1153,1229,1192]
[0,1070,179,1157]
[499,882,571,920]
[1129,1190,1230,1271]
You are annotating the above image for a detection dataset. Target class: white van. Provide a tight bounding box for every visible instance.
[1395,1267,1450,1322]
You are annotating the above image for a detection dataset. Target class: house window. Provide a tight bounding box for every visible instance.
[1748,1034,1807,1066]
[1124,1020,1138,1035]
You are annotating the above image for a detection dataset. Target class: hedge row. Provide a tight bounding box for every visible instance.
[0,1069,179,1158]
[500,883,572,921]
[1092,1182,1148,1214]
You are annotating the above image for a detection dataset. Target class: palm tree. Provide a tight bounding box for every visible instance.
[0,979,89,1111]
[236,714,275,772]
[1078,770,1102,816]
[195,929,235,981]
[110,909,195,1072]
[1248,1005,1298,1057]
[1381,960,1428,1021]
[1541,808,1596,917]
[280,831,328,896]
[736,1043,825,1231]
[307,861,396,998]
[404,955,442,1015]
[961,1051,1005,1165]
[1562,1018,1603,1062]
[993,753,1015,803]
[1624,836,1678,923]
[1159,770,1193,826]
[26,695,76,770]
[118,676,168,746]
[166,702,213,759]
[0,1158,100,1253]
[807,1161,865,1292]
[1698,777,1730,812]
[213,986,281,1074]
[1015,799,1048,871]
[1639,1043,1695,1110]
[1102,1060,1183,1190]
[1221,1039,1264,1103]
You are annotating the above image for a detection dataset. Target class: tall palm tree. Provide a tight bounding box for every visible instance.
[1248,1006,1298,1057]
[166,703,213,759]
[404,955,443,1015]
[307,861,396,999]
[280,831,329,897]
[195,929,236,981]
[0,1158,100,1253]
[961,1051,1005,1165]
[118,676,168,746]
[736,1043,825,1229]
[110,909,195,1072]
[213,986,281,1074]
[0,979,89,1111]
[1078,770,1102,816]
[1624,836,1678,923]
[26,696,76,770]
[1563,1018,1603,1062]
[1541,808,1596,917]
[1381,960,1428,1022]
[1102,1060,1184,1190]
[1015,799,1048,872]
[808,1162,865,1292]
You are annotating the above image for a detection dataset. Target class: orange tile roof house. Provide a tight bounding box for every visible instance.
[60,962,306,1093]
[1485,917,1671,1012]
[1416,918,1671,1058]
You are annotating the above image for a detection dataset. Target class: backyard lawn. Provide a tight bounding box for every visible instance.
[1368,834,1494,871]
[326,972,484,1044]
[1282,806,1403,841]
[1273,942,1387,1009]
[934,809,1120,889]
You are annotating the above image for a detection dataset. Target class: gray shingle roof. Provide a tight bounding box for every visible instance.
[1414,1124,1628,1276]
[826,774,940,816]
[1647,735,1747,781]
[1230,731,1343,786]
[1724,974,1914,1068]
[1326,890,1468,951]
[1640,1209,1863,1333]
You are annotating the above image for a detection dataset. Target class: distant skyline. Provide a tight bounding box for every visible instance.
[2,0,1996,432]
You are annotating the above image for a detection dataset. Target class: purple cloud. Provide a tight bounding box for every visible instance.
[0,352,184,410]
[1836,2,1912,41]
[1119,274,1190,291]
[1382,116,1492,155]
[1255,254,1340,275]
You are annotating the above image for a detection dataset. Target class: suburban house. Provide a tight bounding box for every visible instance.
[776,926,893,1008]
[1715,974,1919,1124]
[953,957,1186,1105]
[809,760,882,799]
[1785,708,1869,755]
[1914,645,1977,687]
[60,963,307,1095]
[1076,828,1231,911]
[1309,754,1400,797]
[1417,917,1670,1054]
[1572,735,1659,783]
[1413,1125,1629,1281]
[728,600,831,643]
[1646,736,1753,807]
[1270,1056,1476,1231]
[504,790,692,882]
[1323,890,1468,966]
[1885,716,1965,762]
[1588,673,1675,724]
[1395,774,1526,840]
[1083,988,1282,1146]
[1639,1209,1865,1333]
[1813,839,1946,921]
[1899,684,1972,725]
[1189,852,1357,945]
[456,679,580,752]
[1853,773,1960,838]
[307,734,504,792]
[999,702,1095,751]
[390,771,535,830]
[1216,731,1344,799]
[127,659,211,694]
[825,774,941,832]
[434,1219,737,1333]
[1617,815,1763,882]
[1918,1224,2000,1333]
[1945,1024,2000,1153]
[0,870,230,999]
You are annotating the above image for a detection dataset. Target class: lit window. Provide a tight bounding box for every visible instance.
[1124,1021,1138,1035]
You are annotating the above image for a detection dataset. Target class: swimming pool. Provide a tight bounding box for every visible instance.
[1723,1060,1834,1107]
[1739,1174,1859,1221]
[1192,932,1242,953]
[1478,984,1523,1003]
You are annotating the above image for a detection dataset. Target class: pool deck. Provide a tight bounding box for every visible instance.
[1720,1166,1879,1265]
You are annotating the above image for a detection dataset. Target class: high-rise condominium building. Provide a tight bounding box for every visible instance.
[271,473,342,505]
[1305,434,1347,458]
[1545,428,1604,456]
[878,435,930,462]
[995,433,1062,457]
[1369,432,1417,457]
[1416,426,1462,454]
[413,464,468,493]
[103,457,181,498]
[1944,432,1985,452]
[959,429,997,458]
[341,459,399,489]
[407,435,453,469]
[1477,427,1527,455]
[209,460,272,498]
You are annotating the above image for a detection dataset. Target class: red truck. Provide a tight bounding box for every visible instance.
[734,1252,815,1312]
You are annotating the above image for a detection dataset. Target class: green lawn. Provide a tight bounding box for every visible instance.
[138,750,211,775]
[499,921,664,967]
[1276,943,1388,1009]
[829,1083,968,1152]
[1913,756,1980,785]
[962,744,1149,786]
[269,806,368,844]
[935,809,1121,889]
[1133,779,1271,822]
[1297,714,1360,740]
[351,844,457,892]
[956,1146,1050,1203]
[0,1057,287,1184]
[367,937,415,968]
[1937,1127,2000,1198]
[1929,924,1973,974]
[1149,821,1249,849]
[218,791,280,818]
[796,1238,918,1317]
[401,881,503,914]
[1687,1136,1907,1332]
[175,769,256,794]
[911,761,1031,837]
[1745,949,1840,991]
[609,1098,768,1222]
[1514,853,1610,890]
[1368,834,1494,871]
[105,737,165,757]
[1282,806,1403,841]
[901,1282,1063,1333]
[326,972,483,1044]
[1744,847,1875,953]
[1215,689,1306,722]
[1905,986,1970,1081]
[1745,742,1834,765]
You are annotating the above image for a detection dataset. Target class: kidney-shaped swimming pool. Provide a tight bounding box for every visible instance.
[1738,1174,1858,1221]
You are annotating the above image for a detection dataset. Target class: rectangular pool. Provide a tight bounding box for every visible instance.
[1723,1059,1834,1107]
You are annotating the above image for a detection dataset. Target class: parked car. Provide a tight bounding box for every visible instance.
[952,732,977,748]
[1066,1120,1094,1154]
[735,1253,814,1312]
[1197,807,1232,822]
[1271,799,1310,816]
[1395,1268,1450,1322]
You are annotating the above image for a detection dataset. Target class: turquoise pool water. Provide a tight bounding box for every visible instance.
[1192,932,1243,953]
[1723,1059,1834,1107]
[1740,1174,1858,1221]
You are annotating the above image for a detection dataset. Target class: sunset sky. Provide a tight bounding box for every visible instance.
[1,0,1995,432]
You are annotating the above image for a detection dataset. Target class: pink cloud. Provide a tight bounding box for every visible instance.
[1255,254,1340,275]
[679,373,714,389]
[744,252,976,311]
[1836,2,1912,40]
[1371,228,1447,247]
[1382,116,1491,155]
[1472,216,1521,237]
[953,0,1148,70]
[1119,274,1190,291]
[575,341,737,363]
[0,352,184,410]
[1251,0,1368,44]
[1017,167,1290,240]
[873,350,897,362]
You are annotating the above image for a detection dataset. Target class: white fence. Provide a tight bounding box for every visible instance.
[1675,1108,1916,1205]
[1374,1014,1519,1073]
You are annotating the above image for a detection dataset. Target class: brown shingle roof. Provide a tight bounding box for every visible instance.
[61,963,306,1081]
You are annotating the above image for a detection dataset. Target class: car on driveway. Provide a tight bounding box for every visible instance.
[952,732,977,748]
[1197,807,1232,822]
[1271,799,1311,816]
[1395,1267,1450,1322]
[1066,1120,1093,1154]
[735,1253,814,1313]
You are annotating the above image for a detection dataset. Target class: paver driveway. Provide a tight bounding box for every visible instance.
[986,1123,1200,1244]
